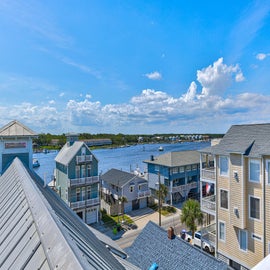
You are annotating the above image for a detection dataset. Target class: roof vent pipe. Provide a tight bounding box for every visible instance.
[149,262,158,270]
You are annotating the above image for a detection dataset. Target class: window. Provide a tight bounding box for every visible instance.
[220,156,228,176]
[219,221,225,241]
[220,189,228,209]
[76,166,80,178]
[172,167,178,174]
[192,164,197,170]
[76,188,80,201]
[130,185,134,192]
[81,165,85,177]
[249,159,260,183]
[81,147,86,155]
[87,186,91,199]
[239,229,247,251]
[87,164,91,177]
[179,166,184,173]
[266,160,270,185]
[249,196,260,220]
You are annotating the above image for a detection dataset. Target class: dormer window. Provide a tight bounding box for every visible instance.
[249,159,260,183]
[81,147,86,156]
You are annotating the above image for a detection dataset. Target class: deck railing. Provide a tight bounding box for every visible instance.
[171,181,198,193]
[201,167,216,181]
[76,155,92,164]
[137,190,151,199]
[201,195,216,214]
[70,197,99,209]
[68,176,99,187]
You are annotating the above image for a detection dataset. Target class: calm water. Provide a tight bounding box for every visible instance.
[33,141,210,183]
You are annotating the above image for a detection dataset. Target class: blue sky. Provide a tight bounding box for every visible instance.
[0,0,270,134]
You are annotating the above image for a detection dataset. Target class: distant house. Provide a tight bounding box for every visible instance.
[125,221,228,270]
[143,150,201,205]
[101,168,151,215]
[55,133,100,224]
[0,120,38,173]
[84,138,112,147]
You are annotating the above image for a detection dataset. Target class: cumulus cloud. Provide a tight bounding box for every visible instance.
[256,53,270,60]
[144,71,162,80]
[197,58,244,96]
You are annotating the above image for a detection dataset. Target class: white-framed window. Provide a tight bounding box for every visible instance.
[81,147,86,155]
[220,189,228,209]
[219,221,226,241]
[266,159,270,185]
[186,165,191,171]
[249,159,260,183]
[87,164,91,177]
[179,166,184,173]
[172,167,178,174]
[130,185,134,192]
[249,195,260,220]
[87,186,91,199]
[239,229,248,251]
[76,165,80,178]
[219,156,229,176]
[81,165,85,177]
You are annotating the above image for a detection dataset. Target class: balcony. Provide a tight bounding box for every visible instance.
[70,197,99,209]
[201,195,216,215]
[137,190,151,199]
[201,223,216,249]
[171,182,198,197]
[68,176,99,187]
[201,167,215,182]
[76,155,92,164]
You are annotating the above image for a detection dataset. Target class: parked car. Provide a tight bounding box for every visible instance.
[184,231,215,253]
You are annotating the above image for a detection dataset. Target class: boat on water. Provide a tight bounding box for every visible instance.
[158,146,164,151]
[33,159,40,168]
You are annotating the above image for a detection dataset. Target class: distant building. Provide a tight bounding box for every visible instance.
[199,123,270,269]
[0,120,37,173]
[101,168,151,215]
[125,221,228,270]
[84,138,112,147]
[55,133,100,224]
[144,150,201,205]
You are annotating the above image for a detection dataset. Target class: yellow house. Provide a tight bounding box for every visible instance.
[200,123,270,269]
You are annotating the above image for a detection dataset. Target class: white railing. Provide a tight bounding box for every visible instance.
[137,190,151,198]
[70,197,99,209]
[76,155,92,164]
[171,181,198,193]
[68,176,99,187]
[201,195,216,214]
[201,167,216,181]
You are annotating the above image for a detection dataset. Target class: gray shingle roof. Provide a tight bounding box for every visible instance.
[125,221,228,270]
[0,158,127,270]
[205,123,270,157]
[101,168,147,187]
[143,150,200,167]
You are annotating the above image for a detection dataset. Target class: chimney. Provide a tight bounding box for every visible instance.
[168,227,175,239]
[65,133,79,147]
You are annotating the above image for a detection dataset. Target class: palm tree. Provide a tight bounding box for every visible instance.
[180,199,203,238]
[156,183,168,226]
[119,196,128,222]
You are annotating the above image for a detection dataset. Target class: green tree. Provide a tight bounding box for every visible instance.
[180,199,203,238]
[156,184,168,204]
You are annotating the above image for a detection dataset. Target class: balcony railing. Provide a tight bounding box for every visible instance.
[70,197,99,209]
[201,223,216,248]
[201,195,216,214]
[76,155,92,164]
[68,176,99,187]
[171,181,198,193]
[137,190,151,199]
[201,167,216,181]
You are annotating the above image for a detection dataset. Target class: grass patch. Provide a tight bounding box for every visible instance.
[101,210,134,228]
[149,203,177,216]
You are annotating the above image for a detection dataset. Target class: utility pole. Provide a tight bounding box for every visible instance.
[158,171,161,226]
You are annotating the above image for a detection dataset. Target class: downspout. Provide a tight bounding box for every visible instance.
[262,156,266,257]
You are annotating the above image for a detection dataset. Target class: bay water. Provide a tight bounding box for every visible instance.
[33,141,210,184]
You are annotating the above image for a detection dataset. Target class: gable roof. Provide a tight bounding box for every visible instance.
[0,120,37,137]
[125,221,228,270]
[101,168,147,187]
[55,141,97,166]
[0,158,127,270]
[205,123,270,157]
[143,150,200,167]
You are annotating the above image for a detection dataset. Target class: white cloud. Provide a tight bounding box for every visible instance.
[59,92,65,97]
[197,58,244,97]
[256,53,270,60]
[144,71,162,80]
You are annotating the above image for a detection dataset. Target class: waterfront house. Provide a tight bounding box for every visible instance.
[125,221,228,270]
[101,168,151,215]
[143,150,200,205]
[199,123,270,269]
[0,120,37,173]
[55,133,100,224]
